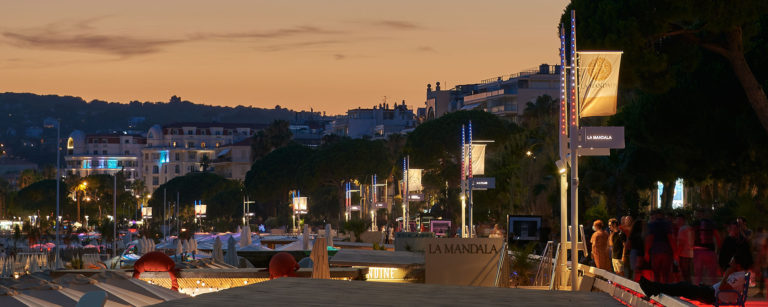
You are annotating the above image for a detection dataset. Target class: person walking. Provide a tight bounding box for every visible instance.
[609,218,627,276]
[675,214,695,283]
[591,220,611,271]
[693,210,722,285]
[626,220,646,281]
[645,210,677,283]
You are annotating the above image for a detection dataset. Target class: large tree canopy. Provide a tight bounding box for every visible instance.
[562,0,768,134]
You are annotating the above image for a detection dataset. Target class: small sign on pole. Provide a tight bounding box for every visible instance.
[471,177,495,190]
[579,126,625,149]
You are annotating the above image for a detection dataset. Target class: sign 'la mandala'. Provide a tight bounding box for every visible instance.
[428,242,499,254]
[425,238,504,287]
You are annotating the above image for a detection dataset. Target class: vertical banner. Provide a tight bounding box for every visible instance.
[407,169,423,192]
[462,144,487,176]
[577,51,622,117]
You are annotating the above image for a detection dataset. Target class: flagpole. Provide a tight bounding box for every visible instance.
[569,9,580,291]
[558,23,569,289]
[468,120,474,238]
[460,124,466,238]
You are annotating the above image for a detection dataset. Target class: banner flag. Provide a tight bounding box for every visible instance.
[407,169,423,192]
[577,51,622,117]
[463,144,487,175]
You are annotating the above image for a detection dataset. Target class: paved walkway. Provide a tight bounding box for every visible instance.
[152,277,623,306]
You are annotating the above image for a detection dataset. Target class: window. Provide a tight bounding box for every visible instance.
[215,142,220,148]
[175,165,180,174]
[201,142,206,148]
[187,152,196,160]
[152,165,159,174]
[124,139,129,144]
[172,141,177,148]
[164,165,167,173]
[175,153,180,161]
[187,142,194,148]
[151,153,160,160]
[144,153,149,160]
[102,150,107,155]
[125,150,130,155]
[187,130,194,135]
[93,150,98,155]
[152,176,159,185]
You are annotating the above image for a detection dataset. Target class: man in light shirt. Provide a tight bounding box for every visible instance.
[639,242,752,305]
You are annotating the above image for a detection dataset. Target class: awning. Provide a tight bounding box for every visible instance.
[216,148,231,157]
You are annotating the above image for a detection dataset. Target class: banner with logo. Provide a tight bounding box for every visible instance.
[462,144,487,175]
[577,51,622,117]
[407,169,423,192]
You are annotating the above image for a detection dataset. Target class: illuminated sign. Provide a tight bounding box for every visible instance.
[470,177,495,190]
[107,159,118,169]
[407,194,424,201]
[82,160,92,169]
[579,126,625,149]
[430,220,452,237]
[365,267,406,281]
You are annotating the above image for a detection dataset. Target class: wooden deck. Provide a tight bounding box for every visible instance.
[151,277,623,306]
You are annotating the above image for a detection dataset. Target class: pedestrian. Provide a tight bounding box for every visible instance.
[608,218,627,276]
[627,219,646,281]
[489,224,504,238]
[591,220,611,271]
[719,221,749,272]
[621,216,634,277]
[645,210,677,283]
[675,213,695,283]
[639,246,753,305]
[737,216,752,239]
[693,209,722,285]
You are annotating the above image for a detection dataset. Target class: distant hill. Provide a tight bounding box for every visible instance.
[0,92,308,165]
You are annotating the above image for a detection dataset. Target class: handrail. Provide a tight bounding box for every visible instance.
[494,242,508,287]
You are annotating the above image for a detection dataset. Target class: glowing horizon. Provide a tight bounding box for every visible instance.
[0,0,569,115]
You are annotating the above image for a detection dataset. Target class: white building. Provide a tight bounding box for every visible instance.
[425,64,560,122]
[141,123,263,192]
[330,101,417,139]
[64,131,146,181]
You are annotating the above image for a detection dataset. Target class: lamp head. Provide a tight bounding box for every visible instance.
[555,160,567,174]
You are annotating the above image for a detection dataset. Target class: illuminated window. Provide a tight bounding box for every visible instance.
[201,142,206,148]
[173,141,177,147]
[107,160,118,169]
[215,142,220,148]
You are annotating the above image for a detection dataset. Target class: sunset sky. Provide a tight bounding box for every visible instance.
[0,1,569,114]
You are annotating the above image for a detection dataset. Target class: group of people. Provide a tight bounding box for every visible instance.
[589,210,767,304]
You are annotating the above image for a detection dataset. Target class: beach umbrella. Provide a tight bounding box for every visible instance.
[189,239,198,260]
[245,226,253,246]
[310,238,330,279]
[302,224,310,250]
[213,237,224,262]
[175,239,183,260]
[225,236,238,267]
[137,238,144,256]
[240,226,249,247]
[325,224,334,247]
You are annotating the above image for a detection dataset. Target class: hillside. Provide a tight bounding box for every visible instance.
[0,92,305,165]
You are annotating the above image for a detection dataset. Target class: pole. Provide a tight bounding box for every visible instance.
[569,9,580,291]
[113,173,117,257]
[558,23,570,288]
[468,120,474,237]
[55,119,61,255]
[461,124,466,238]
[163,188,167,241]
[176,192,180,237]
[403,156,409,232]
